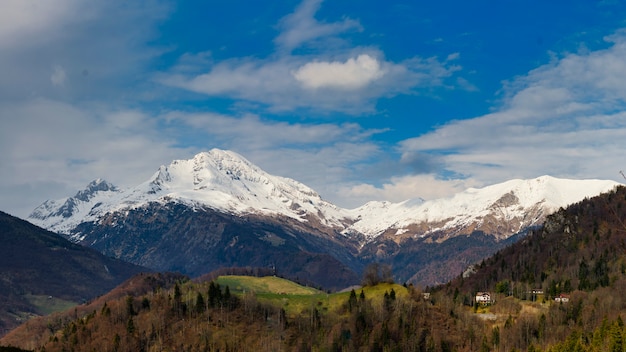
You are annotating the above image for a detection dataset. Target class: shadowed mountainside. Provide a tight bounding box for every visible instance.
[0,211,148,336]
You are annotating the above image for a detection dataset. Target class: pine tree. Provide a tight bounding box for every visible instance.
[195,292,206,314]
[348,289,357,312]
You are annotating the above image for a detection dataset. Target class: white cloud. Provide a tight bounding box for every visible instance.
[162,51,460,113]
[0,0,79,49]
[164,110,378,148]
[274,0,362,52]
[398,31,626,187]
[0,0,174,217]
[293,54,385,89]
[159,0,462,114]
[50,65,67,86]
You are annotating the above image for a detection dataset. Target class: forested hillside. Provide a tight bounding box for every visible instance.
[442,185,626,350]
[1,273,488,351]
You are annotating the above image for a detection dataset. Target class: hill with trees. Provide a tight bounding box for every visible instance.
[1,272,481,351]
[441,184,626,350]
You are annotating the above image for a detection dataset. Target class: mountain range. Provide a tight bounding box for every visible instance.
[27,149,620,287]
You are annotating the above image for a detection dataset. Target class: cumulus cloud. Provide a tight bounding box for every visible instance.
[159,0,463,113]
[162,51,461,113]
[293,54,384,89]
[398,31,626,187]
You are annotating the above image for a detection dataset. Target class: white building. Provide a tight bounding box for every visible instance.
[475,292,493,305]
[554,294,570,303]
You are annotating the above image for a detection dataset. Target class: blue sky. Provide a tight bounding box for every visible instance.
[2,0,626,217]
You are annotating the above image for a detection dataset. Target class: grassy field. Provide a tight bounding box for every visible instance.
[215,275,322,295]
[24,294,78,316]
[214,276,409,316]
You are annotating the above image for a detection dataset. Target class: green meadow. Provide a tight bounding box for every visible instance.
[215,275,409,316]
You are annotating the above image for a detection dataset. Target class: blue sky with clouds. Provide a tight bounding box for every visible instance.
[2,0,626,217]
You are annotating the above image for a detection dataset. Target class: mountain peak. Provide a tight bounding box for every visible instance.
[29,179,118,220]
[149,149,339,222]
[75,178,118,202]
[28,179,122,236]
[30,149,350,236]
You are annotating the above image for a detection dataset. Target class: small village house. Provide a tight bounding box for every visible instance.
[555,293,570,303]
[475,292,493,305]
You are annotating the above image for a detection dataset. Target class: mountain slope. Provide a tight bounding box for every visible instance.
[437,185,626,350]
[0,211,147,336]
[70,202,361,289]
[29,150,619,245]
[353,176,620,284]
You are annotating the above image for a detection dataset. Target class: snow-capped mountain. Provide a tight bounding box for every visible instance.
[29,178,121,235]
[30,149,351,241]
[348,176,620,241]
[27,149,622,286]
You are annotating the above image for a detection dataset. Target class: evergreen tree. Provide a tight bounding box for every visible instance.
[195,292,205,314]
[208,281,222,308]
[125,295,136,317]
[578,259,590,290]
[224,285,231,307]
[348,289,357,312]
[610,319,623,352]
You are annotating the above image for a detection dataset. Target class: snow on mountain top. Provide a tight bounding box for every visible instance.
[29,180,123,235]
[348,175,620,238]
[29,149,350,236]
[138,149,347,222]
